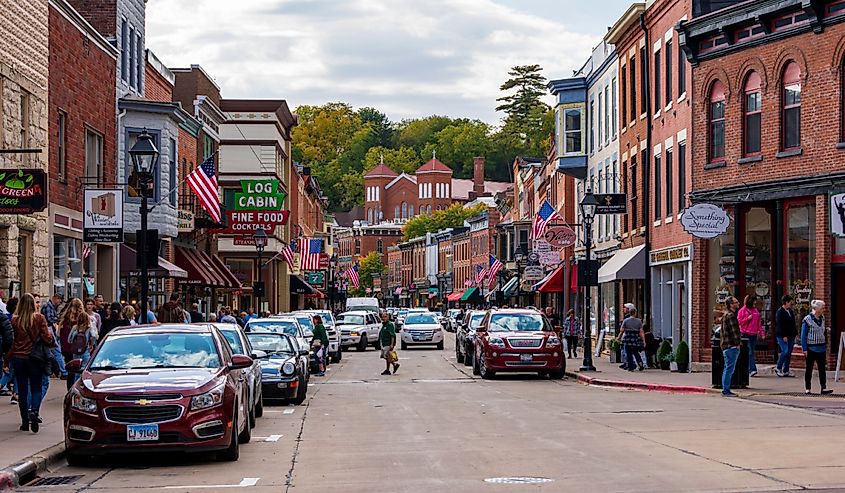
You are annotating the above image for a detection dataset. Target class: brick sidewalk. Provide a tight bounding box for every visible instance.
[0,378,65,471]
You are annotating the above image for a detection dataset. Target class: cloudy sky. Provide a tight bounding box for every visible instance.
[146,0,632,125]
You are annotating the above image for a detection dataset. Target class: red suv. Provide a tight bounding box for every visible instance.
[472,309,565,379]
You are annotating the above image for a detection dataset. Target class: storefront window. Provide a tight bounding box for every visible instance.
[708,215,736,332]
[226,259,254,287]
[786,204,816,330]
[745,207,773,340]
[600,283,616,335]
[54,235,83,300]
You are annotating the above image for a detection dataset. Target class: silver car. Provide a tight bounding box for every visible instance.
[212,323,265,426]
[246,317,311,380]
[400,312,444,350]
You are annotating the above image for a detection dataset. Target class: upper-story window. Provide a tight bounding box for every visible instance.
[557,103,585,156]
[120,19,128,82]
[629,55,637,121]
[734,24,765,43]
[743,72,762,156]
[827,0,845,16]
[621,70,627,126]
[57,111,67,182]
[604,85,610,143]
[699,35,728,54]
[654,48,661,113]
[611,78,617,138]
[394,205,400,219]
[128,26,136,88]
[377,240,384,254]
[85,128,104,187]
[368,208,374,224]
[678,42,686,97]
[598,90,603,146]
[589,99,595,154]
[771,11,808,32]
[709,81,726,163]
[355,239,361,255]
[665,40,673,105]
[782,62,801,150]
[401,202,407,219]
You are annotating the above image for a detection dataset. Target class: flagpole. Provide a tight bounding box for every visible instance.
[149,150,219,212]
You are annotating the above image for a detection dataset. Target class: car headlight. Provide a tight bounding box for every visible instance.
[489,337,506,348]
[351,331,359,337]
[546,336,561,348]
[281,361,296,375]
[70,389,98,414]
[191,384,225,411]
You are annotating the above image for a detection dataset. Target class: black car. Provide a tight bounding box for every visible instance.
[246,332,309,405]
[456,310,487,367]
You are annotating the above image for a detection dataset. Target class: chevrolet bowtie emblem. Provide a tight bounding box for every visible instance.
[135,399,152,405]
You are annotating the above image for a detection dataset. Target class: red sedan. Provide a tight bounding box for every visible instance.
[472,309,566,379]
[63,324,253,465]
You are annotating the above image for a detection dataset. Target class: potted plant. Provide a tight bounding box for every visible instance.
[657,340,673,370]
[608,338,621,363]
[674,341,690,373]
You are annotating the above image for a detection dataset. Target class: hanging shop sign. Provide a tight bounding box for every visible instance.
[539,251,561,266]
[523,265,545,281]
[543,226,577,248]
[83,189,124,242]
[680,203,731,239]
[532,239,551,253]
[177,209,194,233]
[305,271,326,288]
[594,193,627,214]
[0,168,47,214]
[234,179,287,211]
[211,210,290,235]
[830,192,845,237]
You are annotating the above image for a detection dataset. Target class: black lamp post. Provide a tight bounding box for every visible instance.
[514,248,525,307]
[129,129,159,325]
[253,227,268,316]
[329,254,338,313]
[580,188,599,372]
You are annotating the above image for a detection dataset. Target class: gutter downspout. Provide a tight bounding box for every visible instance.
[640,12,653,333]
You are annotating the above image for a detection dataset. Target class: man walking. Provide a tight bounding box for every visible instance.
[379,312,399,375]
[775,295,797,377]
[721,296,742,397]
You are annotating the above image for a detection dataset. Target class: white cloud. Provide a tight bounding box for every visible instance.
[145,0,603,124]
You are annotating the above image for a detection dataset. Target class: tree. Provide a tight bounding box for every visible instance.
[358,107,394,148]
[402,203,487,240]
[421,120,493,179]
[495,65,551,153]
[395,115,455,152]
[363,146,420,175]
[357,251,387,290]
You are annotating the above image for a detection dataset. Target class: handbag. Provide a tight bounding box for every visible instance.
[25,319,58,376]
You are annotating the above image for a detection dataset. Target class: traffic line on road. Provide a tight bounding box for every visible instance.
[283,409,295,414]
[251,434,283,442]
[163,477,259,489]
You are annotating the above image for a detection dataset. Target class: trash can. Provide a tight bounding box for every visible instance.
[711,335,749,389]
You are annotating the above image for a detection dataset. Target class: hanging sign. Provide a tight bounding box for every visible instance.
[594,193,627,214]
[177,209,194,233]
[532,239,551,253]
[0,169,47,214]
[83,189,124,242]
[305,271,325,288]
[523,266,545,281]
[211,210,290,235]
[539,251,561,266]
[234,179,287,211]
[680,203,731,239]
[543,226,577,248]
[830,192,845,237]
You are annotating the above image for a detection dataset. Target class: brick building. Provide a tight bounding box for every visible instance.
[335,222,403,274]
[680,0,845,364]
[386,245,402,305]
[48,0,118,300]
[451,228,472,305]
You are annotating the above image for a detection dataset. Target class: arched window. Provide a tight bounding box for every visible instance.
[377,239,384,254]
[394,205,400,219]
[401,202,407,219]
[743,72,762,156]
[445,183,450,198]
[436,205,441,211]
[709,81,726,162]
[782,62,801,150]
[427,205,432,215]
[410,205,415,216]
[367,208,373,224]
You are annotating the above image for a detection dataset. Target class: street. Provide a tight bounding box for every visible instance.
[17,336,845,493]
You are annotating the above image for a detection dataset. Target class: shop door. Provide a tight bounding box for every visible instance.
[742,206,774,349]
[831,267,845,356]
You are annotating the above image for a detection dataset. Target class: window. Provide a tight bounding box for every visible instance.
[630,156,638,231]
[598,92,603,146]
[19,91,30,149]
[771,11,808,32]
[629,56,637,121]
[709,81,726,162]
[678,43,686,97]
[665,147,673,216]
[782,62,801,150]
[128,27,136,88]
[53,235,83,299]
[589,99,595,153]
[57,111,67,181]
[641,149,648,227]
[699,35,728,54]
[394,205,400,219]
[558,104,584,155]
[743,71,762,156]
[427,205,432,215]
[120,19,128,81]
[169,138,177,205]
[355,239,361,255]
[604,85,610,143]
[654,48,661,113]
[611,78,618,137]
[621,69,627,125]
[377,240,384,254]
[368,208,374,224]
[654,152,662,219]
[126,129,159,200]
[828,0,845,15]
[640,47,647,115]
[136,32,143,92]
[622,161,628,231]
[85,128,103,187]
[665,40,673,105]
[678,142,686,211]
[401,202,407,219]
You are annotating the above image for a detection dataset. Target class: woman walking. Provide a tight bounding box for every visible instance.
[619,306,646,372]
[311,315,329,376]
[58,299,84,390]
[562,309,582,359]
[8,294,54,433]
[801,300,833,395]
[101,302,130,339]
[67,312,97,386]
[122,305,138,326]
[738,295,764,377]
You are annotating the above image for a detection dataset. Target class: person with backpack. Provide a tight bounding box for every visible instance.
[58,298,84,390]
[8,293,54,433]
[67,312,97,386]
[41,293,66,379]
[157,293,186,323]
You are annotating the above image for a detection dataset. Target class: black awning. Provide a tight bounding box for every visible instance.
[290,275,317,295]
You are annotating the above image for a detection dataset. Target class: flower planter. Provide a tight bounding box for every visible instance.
[659,360,671,370]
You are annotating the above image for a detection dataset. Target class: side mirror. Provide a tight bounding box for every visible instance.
[66,358,84,373]
[299,349,310,357]
[251,350,267,359]
[230,354,254,370]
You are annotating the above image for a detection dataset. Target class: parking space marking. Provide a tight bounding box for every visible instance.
[283,409,295,414]
[252,434,283,442]
[163,477,260,489]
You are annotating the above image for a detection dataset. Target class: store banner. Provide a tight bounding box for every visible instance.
[831,192,845,237]
[211,210,290,235]
[234,179,287,210]
[0,168,47,214]
[680,203,730,239]
[177,209,194,232]
[83,189,124,242]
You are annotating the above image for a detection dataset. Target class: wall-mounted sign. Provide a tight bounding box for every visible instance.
[830,192,845,237]
[211,210,290,235]
[649,244,692,266]
[305,271,325,288]
[594,193,627,214]
[532,240,551,253]
[234,179,286,211]
[83,189,124,242]
[523,265,545,281]
[680,203,731,239]
[0,168,47,214]
[543,226,577,248]
[177,209,194,233]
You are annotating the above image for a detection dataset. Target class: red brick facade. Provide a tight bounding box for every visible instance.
[144,59,172,103]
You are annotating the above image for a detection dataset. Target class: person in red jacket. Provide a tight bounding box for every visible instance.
[7,294,54,432]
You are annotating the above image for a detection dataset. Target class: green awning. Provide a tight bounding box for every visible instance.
[460,287,480,302]
[502,277,519,297]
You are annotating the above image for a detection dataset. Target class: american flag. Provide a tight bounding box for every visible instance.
[281,242,295,270]
[474,265,487,285]
[486,255,503,284]
[82,243,93,259]
[531,199,563,240]
[186,154,221,223]
[348,264,360,289]
[298,238,322,271]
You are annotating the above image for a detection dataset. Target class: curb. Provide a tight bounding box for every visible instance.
[566,371,720,395]
[0,441,66,490]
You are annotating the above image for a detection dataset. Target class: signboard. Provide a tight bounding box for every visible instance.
[543,226,577,248]
[539,251,561,266]
[211,210,290,235]
[680,203,731,239]
[305,271,325,288]
[177,209,194,233]
[83,189,124,242]
[594,193,627,214]
[234,179,287,211]
[523,265,545,281]
[831,192,845,237]
[0,168,47,214]
[319,253,329,269]
[649,244,692,266]
[578,259,599,287]
[532,240,551,253]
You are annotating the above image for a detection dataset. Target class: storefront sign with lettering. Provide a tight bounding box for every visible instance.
[543,226,577,248]
[831,192,845,237]
[0,169,47,214]
[681,203,730,239]
[234,179,287,211]
[649,244,692,266]
[83,189,123,242]
[177,209,194,233]
[211,210,290,235]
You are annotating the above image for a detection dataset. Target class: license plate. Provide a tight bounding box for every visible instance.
[277,382,288,388]
[127,424,159,442]
[520,354,533,363]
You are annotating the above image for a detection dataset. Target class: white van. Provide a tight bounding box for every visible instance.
[346,297,380,313]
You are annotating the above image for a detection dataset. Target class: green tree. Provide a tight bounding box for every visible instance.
[495,64,551,153]
[402,203,487,240]
[357,251,388,289]
[395,115,455,152]
[363,146,420,175]
[358,107,394,148]
[421,120,493,179]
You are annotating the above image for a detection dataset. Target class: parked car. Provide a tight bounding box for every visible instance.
[63,324,253,465]
[400,312,444,350]
[211,323,265,425]
[446,309,462,332]
[396,309,409,328]
[245,317,311,380]
[472,309,565,379]
[293,310,341,363]
[456,310,487,366]
[337,311,382,351]
[246,332,309,405]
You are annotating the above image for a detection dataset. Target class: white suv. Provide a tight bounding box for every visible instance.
[337,311,382,351]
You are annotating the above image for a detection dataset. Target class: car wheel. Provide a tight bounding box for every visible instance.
[66,452,89,467]
[480,356,495,380]
[400,341,408,351]
[255,394,264,418]
[549,368,565,379]
[456,344,464,363]
[357,335,368,351]
[218,410,240,461]
[472,352,481,375]
[436,341,444,350]
[292,375,308,405]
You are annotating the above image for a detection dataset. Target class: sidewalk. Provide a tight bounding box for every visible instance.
[0,378,66,488]
[565,354,844,396]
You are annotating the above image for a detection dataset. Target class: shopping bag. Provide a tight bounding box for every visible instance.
[390,351,398,363]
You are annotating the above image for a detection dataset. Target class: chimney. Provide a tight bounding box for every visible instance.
[473,157,485,195]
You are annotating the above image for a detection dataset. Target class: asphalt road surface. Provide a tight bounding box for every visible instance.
[20,336,845,492]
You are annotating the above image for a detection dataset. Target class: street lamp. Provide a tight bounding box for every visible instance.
[514,247,525,307]
[329,254,338,313]
[253,227,268,316]
[129,129,158,325]
[579,188,599,372]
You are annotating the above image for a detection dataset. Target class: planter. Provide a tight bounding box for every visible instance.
[609,347,622,363]
[676,362,689,373]
[659,360,671,370]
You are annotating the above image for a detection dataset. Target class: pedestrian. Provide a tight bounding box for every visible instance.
[139,299,157,324]
[236,311,247,328]
[189,303,205,323]
[619,305,645,372]
[157,293,186,323]
[720,296,742,397]
[4,297,18,403]
[84,298,102,335]
[122,305,138,326]
[311,315,329,376]
[220,307,237,324]
[0,302,13,396]
[101,302,131,339]
[182,304,192,323]
[58,298,84,390]
[8,293,54,432]
[738,294,764,377]
[93,294,108,324]
[245,308,256,323]
[775,295,797,377]
[41,293,66,380]
[379,311,399,375]
[562,309,581,359]
[207,313,218,323]
[67,312,97,386]
[544,306,562,329]
[801,300,833,395]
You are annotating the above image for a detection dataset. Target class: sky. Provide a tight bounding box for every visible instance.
[146,0,633,125]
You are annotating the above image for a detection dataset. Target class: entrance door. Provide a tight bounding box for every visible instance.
[831,267,845,355]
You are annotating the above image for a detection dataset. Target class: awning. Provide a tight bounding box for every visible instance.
[210,255,242,288]
[120,244,188,279]
[535,266,566,293]
[502,277,520,297]
[175,246,240,288]
[290,275,317,295]
[460,287,481,302]
[305,289,326,299]
[598,245,647,284]
[446,291,464,302]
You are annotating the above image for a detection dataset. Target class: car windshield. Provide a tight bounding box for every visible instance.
[248,321,299,337]
[220,330,245,355]
[89,332,221,369]
[405,314,437,325]
[246,333,295,354]
[296,317,315,332]
[337,314,365,325]
[489,313,551,333]
[470,314,485,328]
